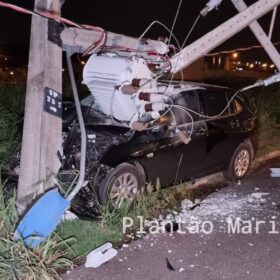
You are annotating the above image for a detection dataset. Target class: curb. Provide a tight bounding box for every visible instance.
[178,150,280,190]
[253,151,280,168]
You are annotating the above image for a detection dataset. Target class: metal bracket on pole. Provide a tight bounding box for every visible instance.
[231,0,280,70]
[201,0,223,16]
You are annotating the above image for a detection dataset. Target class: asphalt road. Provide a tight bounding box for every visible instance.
[64,160,280,280]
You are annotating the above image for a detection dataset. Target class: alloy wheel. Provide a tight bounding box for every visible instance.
[234,149,250,178]
[109,172,138,207]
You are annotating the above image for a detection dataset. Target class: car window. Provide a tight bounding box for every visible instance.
[199,89,230,117]
[171,90,200,125]
[237,92,257,114]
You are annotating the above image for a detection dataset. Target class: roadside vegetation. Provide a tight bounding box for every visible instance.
[0,86,24,165]
[58,181,193,257]
[252,85,280,156]
[0,82,280,276]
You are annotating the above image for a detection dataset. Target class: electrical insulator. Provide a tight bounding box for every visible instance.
[144,103,168,113]
[138,92,165,103]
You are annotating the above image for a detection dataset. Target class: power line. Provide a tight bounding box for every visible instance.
[206,41,280,57]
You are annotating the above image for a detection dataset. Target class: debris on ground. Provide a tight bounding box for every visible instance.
[248,192,269,205]
[166,257,176,271]
[141,188,270,236]
[62,210,79,222]
[270,168,280,177]
[165,222,179,232]
[85,243,117,268]
[175,191,264,228]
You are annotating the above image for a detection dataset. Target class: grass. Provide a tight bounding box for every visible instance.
[0,85,26,116]
[0,108,18,164]
[57,181,194,257]
[0,85,25,165]
[257,124,280,157]
[244,84,280,157]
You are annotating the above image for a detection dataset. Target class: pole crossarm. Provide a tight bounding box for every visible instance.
[61,28,169,55]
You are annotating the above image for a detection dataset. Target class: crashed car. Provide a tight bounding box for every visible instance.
[60,79,258,217]
[7,54,258,218]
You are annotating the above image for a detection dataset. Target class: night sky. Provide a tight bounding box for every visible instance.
[0,0,280,58]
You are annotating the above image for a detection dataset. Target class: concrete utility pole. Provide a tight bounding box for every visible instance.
[231,0,280,70]
[170,0,280,73]
[18,0,63,209]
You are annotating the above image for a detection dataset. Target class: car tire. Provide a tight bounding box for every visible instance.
[224,142,252,181]
[99,163,144,208]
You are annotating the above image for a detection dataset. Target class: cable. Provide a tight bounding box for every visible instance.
[206,41,280,57]
[0,1,82,28]
[170,108,177,126]
[0,1,106,51]
[166,12,202,91]
[171,104,194,139]
[138,20,182,57]
[139,12,202,88]
[168,0,183,50]
[145,94,175,129]
[181,14,201,48]
[173,89,241,120]
[66,51,87,201]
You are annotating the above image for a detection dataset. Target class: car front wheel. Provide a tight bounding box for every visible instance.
[99,163,144,208]
[224,142,252,181]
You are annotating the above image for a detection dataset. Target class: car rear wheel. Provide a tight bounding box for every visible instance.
[224,142,252,181]
[99,163,143,208]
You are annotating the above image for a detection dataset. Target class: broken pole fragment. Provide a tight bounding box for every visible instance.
[60,27,169,55]
[17,0,63,210]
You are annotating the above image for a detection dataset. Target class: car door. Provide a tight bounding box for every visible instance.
[171,90,209,181]
[141,90,208,185]
[198,89,242,172]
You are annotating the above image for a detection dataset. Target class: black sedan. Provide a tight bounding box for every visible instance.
[60,81,258,214]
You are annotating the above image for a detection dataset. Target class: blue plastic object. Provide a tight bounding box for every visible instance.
[15,189,70,248]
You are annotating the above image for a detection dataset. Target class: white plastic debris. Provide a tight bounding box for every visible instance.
[194,199,201,204]
[251,193,269,199]
[85,243,118,268]
[181,199,193,209]
[270,168,280,177]
[62,210,79,222]
[248,197,255,204]
[259,198,267,205]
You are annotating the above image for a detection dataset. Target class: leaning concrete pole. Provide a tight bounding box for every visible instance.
[18,0,62,209]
